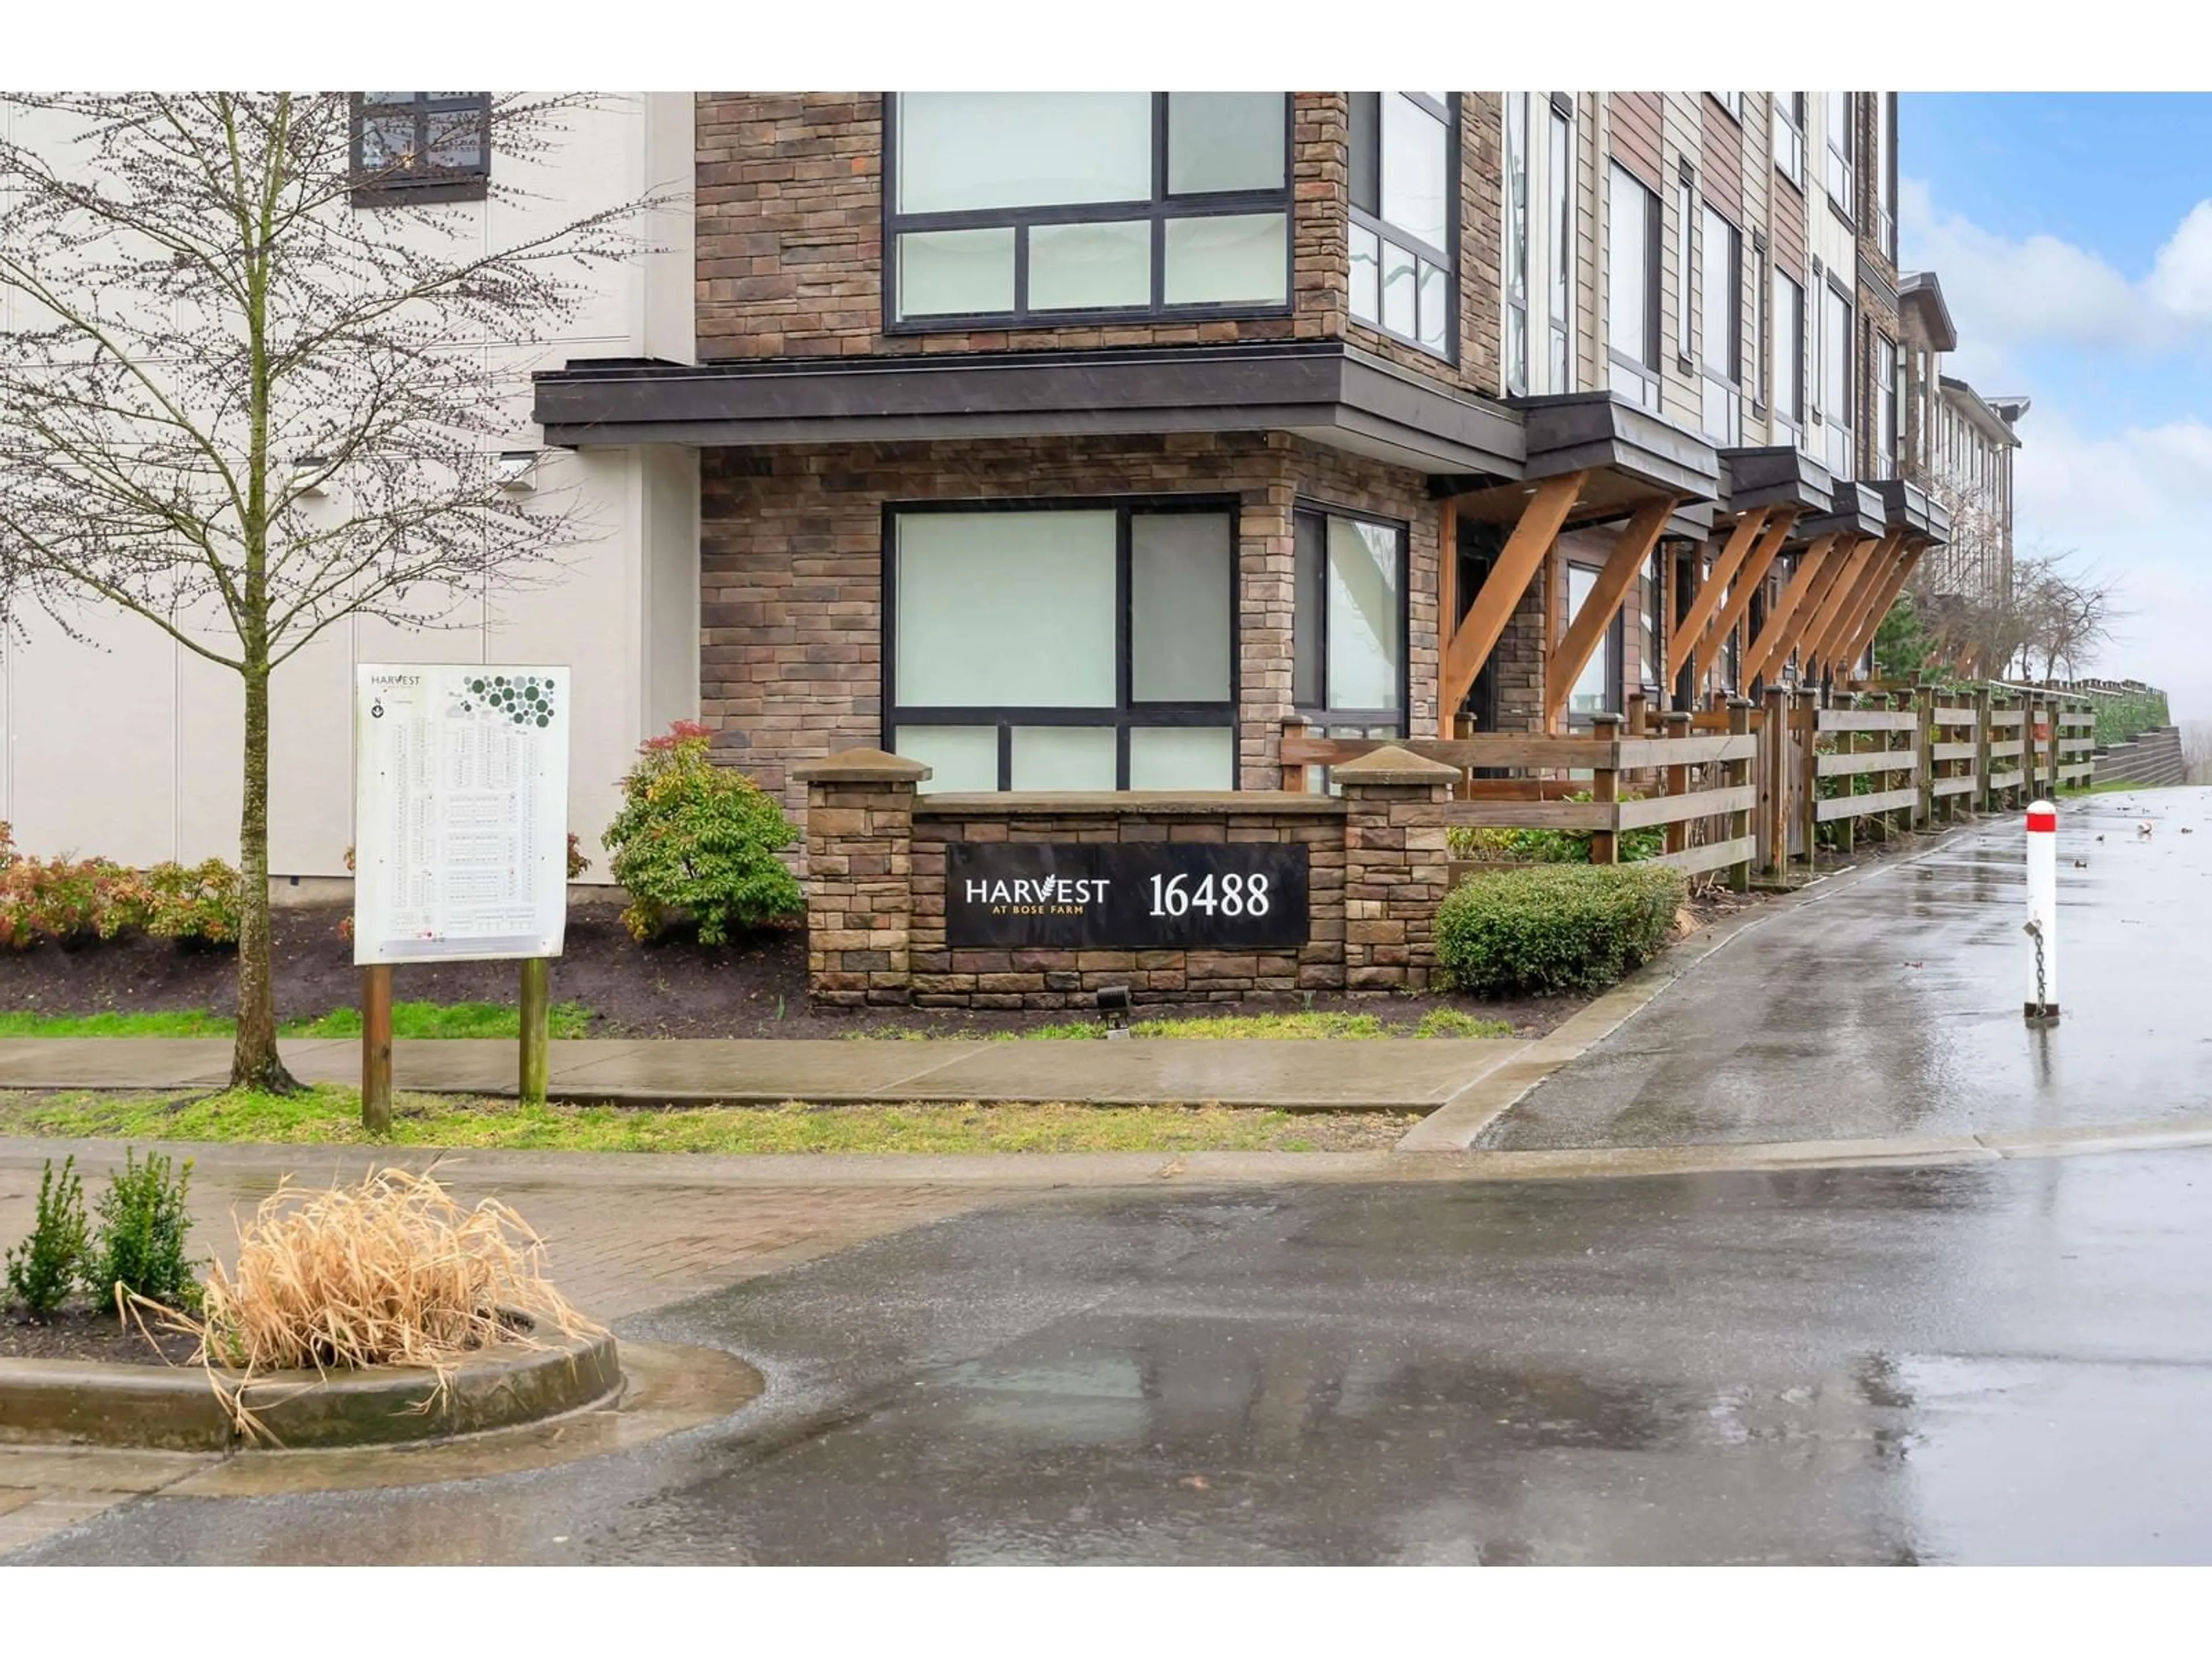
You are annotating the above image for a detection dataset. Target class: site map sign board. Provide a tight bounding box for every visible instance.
[353,664,571,967]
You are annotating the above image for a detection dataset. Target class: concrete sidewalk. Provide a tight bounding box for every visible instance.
[0,1033,1524,1111]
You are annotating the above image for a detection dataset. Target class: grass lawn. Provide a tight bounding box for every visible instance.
[0,1001,596,1040]
[866,1009,1512,1041]
[0,1086,1415,1154]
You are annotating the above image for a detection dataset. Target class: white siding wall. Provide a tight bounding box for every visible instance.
[0,92,697,876]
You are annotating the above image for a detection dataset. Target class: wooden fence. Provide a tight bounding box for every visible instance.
[1283,681,2099,895]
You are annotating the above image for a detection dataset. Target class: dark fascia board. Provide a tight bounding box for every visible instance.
[1871,478,1943,541]
[1512,390,1722,504]
[531,340,1528,478]
[1666,501,1717,540]
[1897,271,1959,351]
[1718,444,1836,518]
[1798,479,1887,540]
[1938,374,2023,449]
[1920,487,1953,544]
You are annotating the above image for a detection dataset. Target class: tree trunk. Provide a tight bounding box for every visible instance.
[231,662,299,1093]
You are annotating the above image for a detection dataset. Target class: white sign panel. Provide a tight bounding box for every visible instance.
[353,664,571,965]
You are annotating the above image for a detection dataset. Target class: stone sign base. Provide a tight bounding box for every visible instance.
[791,747,1462,1009]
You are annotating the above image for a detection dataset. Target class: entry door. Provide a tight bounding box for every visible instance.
[1455,519,1502,733]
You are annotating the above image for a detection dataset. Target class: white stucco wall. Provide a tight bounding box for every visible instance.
[0,92,697,876]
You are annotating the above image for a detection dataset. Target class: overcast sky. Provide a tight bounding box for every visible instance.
[1901,93,2212,722]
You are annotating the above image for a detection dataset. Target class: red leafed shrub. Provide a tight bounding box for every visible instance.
[0,831,242,952]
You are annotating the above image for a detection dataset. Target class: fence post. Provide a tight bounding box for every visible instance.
[1915,684,1936,831]
[1727,699,1753,892]
[1836,697,1858,858]
[1796,687,1819,865]
[1973,685,1993,815]
[1590,711,1623,865]
[1281,715,1310,794]
[1762,684,1790,877]
[1662,711,1692,858]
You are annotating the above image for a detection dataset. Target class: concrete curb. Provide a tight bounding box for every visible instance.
[0,1324,621,1452]
[1396,824,1979,1153]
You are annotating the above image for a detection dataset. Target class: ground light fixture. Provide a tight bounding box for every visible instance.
[1096,984,1132,1038]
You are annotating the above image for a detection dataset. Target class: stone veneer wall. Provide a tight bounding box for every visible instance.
[795,748,1459,1008]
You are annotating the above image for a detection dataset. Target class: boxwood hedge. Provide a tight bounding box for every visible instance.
[1435,863,1688,997]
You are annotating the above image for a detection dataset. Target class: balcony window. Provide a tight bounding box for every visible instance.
[1874,335,1898,480]
[350,93,491,204]
[1547,100,1574,392]
[888,502,1238,791]
[886,93,1291,327]
[1606,164,1661,410]
[1503,93,1529,393]
[1823,284,1854,480]
[1351,93,1457,358]
[1700,203,1742,445]
[1771,92,1806,189]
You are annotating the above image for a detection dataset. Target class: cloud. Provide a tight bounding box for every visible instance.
[2012,412,2212,720]
[1898,177,2212,367]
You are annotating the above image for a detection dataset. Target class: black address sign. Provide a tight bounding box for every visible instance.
[944,843,1310,950]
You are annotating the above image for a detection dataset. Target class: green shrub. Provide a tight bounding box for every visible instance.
[601,721,804,945]
[5,1156,90,1320]
[1446,792,1664,866]
[86,1149,200,1315]
[139,859,244,945]
[1435,863,1688,997]
[0,834,244,950]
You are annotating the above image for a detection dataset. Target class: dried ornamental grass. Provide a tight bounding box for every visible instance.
[131,1165,603,1442]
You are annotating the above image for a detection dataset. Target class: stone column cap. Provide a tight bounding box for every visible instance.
[792,748,932,784]
[1330,744,1463,786]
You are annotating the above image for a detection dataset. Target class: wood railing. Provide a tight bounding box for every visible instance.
[1813,698,1921,854]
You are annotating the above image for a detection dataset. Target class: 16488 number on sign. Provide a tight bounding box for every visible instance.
[1146,872,1271,918]
[946,843,1308,950]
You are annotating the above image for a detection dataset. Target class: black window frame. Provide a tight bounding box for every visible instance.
[1823,274,1855,479]
[1824,90,1855,224]
[880,93,1296,334]
[1348,92,1461,365]
[1292,501,1412,736]
[1772,264,1806,431]
[1502,92,1531,393]
[1605,162,1663,410]
[1673,161,1696,372]
[1772,92,1806,192]
[349,93,492,207]
[881,495,1244,792]
[1546,94,1575,393]
[1699,198,1743,445]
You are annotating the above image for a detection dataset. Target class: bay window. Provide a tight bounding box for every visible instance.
[1293,507,1407,733]
[351,93,491,203]
[1503,93,1529,392]
[1700,203,1742,444]
[888,503,1238,791]
[887,93,1290,326]
[1351,93,1457,358]
[1606,164,1661,408]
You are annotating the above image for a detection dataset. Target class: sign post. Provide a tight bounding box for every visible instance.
[2024,799,2059,1021]
[353,664,572,1127]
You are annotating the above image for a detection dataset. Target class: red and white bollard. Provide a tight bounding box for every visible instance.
[2024,799,2059,1021]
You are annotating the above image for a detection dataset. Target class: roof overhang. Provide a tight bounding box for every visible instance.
[531,340,1528,480]
[1718,444,1835,521]
[1899,271,1959,352]
[1798,479,1887,541]
[1939,374,2022,449]
[1514,390,1723,504]
[1872,478,1946,544]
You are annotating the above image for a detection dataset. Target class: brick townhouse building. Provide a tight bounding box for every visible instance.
[536,90,1946,827]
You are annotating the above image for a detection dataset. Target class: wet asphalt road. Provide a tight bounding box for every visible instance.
[1491,787,2212,1150]
[17,1143,2212,1566]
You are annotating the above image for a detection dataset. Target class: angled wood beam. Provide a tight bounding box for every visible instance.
[1838,540,1928,668]
[1544,494,1677,728]
[1740,532,1843,686]
[1441,472,1586,718]
[1664,508,1768,680]
[1791,536,1881,681]
[1809,530,1906,674]
[1689,507,1801,689]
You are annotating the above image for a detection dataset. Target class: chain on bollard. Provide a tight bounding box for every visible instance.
[2023,801,2059,1022]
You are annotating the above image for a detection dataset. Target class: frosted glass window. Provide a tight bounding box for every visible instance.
[895,726,998,794]
[1417,261,1449,354]
[897,93,1152,213]
[1326,516,1402,711]
[1167,94,1285,194]
[1162,214,1286,305]
[1566,565,1617,715]
[1381,94,1449,253]
[1029,220,1150,311]
[1381,238,1417,338]
[1350,224,1380,323]
[895,512,1115,707]
[896,229,1014,318]
[1129,728,1236,791]
[1011,726,1118,790]
[1131,513,1232,701]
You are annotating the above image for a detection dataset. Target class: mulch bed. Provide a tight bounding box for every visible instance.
[1,1307,202,1367]
[0,900,1597,1040]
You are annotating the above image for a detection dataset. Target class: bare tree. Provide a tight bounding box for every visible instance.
[0,93,666,1091]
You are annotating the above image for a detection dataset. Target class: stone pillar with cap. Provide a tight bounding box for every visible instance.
[789,748,931,1007]
[1334,744,1464,991]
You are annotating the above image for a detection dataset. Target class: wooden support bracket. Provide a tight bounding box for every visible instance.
[1740,532,1843,686]
[1666,508,1767,680]
[1441,472,1586,718]
[1545,495,1676,728]
[1691,508,1800,690]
